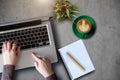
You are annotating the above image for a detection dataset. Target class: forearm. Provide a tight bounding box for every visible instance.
[45,74,57,80]
[1,65,15,80]
[1,65,57,80]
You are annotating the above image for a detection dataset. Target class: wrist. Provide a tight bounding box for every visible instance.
[4,62,16,66]
[45,73,57,80]
[4,61,16,66]
[44,71,54,78]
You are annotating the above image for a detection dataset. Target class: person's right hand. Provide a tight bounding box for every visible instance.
[32,52,54,78]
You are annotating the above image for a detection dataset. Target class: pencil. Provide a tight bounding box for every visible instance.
[67,52,85,71]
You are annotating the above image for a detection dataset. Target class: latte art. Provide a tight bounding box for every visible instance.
[77,19,91,33]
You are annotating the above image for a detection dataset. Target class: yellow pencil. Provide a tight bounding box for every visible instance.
[67,52,85,71]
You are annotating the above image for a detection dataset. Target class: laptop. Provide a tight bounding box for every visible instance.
[0,17,58,72]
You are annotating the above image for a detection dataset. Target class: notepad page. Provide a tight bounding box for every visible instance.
[59,40,95,80]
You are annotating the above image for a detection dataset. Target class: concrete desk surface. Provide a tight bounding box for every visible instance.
[0,0,120,80]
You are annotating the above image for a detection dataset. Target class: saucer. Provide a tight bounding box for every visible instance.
[72,15,96,39]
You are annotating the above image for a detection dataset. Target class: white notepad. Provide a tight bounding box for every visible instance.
[58,40,95,80]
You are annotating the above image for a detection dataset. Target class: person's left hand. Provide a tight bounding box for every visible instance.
[2,41,21,65]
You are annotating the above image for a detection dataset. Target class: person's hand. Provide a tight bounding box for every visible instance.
[2,41,21,65]
[32,52,54,78]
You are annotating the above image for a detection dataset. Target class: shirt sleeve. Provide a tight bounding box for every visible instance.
[1,65,15,80]
[45,74,57,80]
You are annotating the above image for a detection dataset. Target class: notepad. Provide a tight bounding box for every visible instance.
[58,40,95,80]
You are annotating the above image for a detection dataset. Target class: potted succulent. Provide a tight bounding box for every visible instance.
[54,0,79,21]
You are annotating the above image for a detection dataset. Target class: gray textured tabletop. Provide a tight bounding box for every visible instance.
[0,0,120,80]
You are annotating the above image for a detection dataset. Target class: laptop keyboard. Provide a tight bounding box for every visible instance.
[0,25,50,53]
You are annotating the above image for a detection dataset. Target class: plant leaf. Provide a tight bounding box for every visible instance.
[71,14,77,18]
[56,13,60,20]
[66,9,70,18]
[63,0,66,2]
[71,10,80,14]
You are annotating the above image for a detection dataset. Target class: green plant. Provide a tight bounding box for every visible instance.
[54,0,79,21]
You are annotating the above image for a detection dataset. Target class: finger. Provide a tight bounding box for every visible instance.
[12,42,17,51]
[34,61,39,70]
[7,41,11,51]
[32,52,41,62]
[34,61,39,67]
[17,46,21,57]
[2,44,5,53]
[3,42,7,50]
[42,58,47,61]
